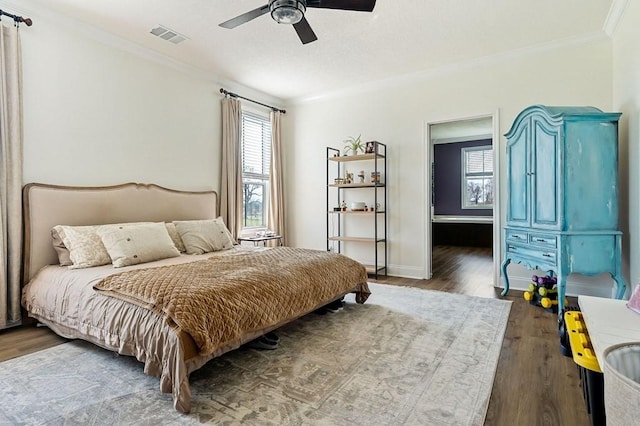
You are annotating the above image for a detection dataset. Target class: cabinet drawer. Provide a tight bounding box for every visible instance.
[528,233,557,248]
[506,230,528,243]
[506,243,557,266]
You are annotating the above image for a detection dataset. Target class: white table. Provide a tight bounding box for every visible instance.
[578,295,640,369]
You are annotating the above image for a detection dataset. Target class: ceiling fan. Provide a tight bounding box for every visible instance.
[219,0,377,45]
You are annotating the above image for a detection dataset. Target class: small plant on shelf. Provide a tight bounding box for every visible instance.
[343,134,364,156]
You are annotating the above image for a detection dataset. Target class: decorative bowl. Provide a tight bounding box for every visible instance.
[350,202,366,211]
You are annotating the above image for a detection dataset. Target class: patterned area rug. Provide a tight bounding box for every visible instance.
[0,283,511,425]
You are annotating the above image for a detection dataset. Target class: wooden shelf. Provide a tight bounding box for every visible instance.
[326,142,387,279]
[328,153,385,162]
[327,210,385,214]
[328,183,384,188]
[328,236,386,243]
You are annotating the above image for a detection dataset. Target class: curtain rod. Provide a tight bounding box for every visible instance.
[219,88,286,114]
[0,9,33,26]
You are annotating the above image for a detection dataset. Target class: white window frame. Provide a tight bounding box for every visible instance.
[241,109,271,231]
[461,145,493,209]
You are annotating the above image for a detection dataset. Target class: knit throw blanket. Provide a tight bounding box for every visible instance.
[94,247,370,356]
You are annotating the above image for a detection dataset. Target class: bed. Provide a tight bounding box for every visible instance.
[20,182,370,413]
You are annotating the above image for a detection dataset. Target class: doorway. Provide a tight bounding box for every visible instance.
[424,112,501,286]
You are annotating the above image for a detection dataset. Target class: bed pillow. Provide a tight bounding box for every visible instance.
[52,225,112,269]
[173,218,235,255]
[164,222,186,253]
[97,222,180,268]
[50,228,73,266]
[213,217,238,246]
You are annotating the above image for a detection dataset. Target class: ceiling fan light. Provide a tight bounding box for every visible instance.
[270,0,306,25]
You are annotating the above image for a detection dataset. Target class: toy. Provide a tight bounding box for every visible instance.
[523,274,563,313]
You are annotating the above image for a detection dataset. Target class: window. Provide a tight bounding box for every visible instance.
[241,110,271,229]
[461,146,493,209]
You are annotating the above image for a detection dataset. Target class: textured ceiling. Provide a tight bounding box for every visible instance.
[20,0,614,101]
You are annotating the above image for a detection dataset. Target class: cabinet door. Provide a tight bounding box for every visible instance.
[531,120,560,229]
[563,120,619,231]
[506,122,530,227]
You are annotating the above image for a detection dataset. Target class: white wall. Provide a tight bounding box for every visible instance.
[18,13,219,191]
[285,40,615,295]
[613,1,640,295]
[5,1,626,296]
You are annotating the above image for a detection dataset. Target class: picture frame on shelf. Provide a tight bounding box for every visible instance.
[365,141,377,154]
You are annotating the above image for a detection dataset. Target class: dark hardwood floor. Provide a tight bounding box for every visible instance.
[0,245,589,425]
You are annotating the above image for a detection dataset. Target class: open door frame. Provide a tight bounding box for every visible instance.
[423,110,502,286]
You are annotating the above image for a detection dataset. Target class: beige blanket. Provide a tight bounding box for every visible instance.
[94,247,370,356]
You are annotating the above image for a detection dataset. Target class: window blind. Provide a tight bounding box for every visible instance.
[241,110,271,228]
[242,111,271,179]
[465,148,493,176]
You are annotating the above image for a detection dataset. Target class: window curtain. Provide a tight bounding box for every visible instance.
[220,97,243,240]
[268,111,285,244]
[0,22,24,330]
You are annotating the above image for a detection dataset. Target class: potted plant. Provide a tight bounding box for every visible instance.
[343,134,364,156]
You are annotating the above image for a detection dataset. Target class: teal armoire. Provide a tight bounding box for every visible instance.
[501,105,626,315]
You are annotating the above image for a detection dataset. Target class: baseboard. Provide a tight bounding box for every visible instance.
[371,264,618,299]
[501,274,616,299]
[384,264,425,280]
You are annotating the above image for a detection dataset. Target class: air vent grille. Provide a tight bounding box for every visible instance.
[150,25,188,44]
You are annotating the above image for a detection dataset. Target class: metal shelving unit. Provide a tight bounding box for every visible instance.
[326,142,387,277]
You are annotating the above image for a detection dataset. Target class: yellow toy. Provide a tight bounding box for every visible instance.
[524,274,560,313]
[541,297,569,310]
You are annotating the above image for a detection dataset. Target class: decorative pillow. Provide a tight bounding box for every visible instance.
[213,217,237,245]
[97,222,180,268]
[164,222,186,253]
[53,225,112,269]
[50,228,73,266]
[173,218,235,255]
[627,284,640,315]
[220,218,238,245]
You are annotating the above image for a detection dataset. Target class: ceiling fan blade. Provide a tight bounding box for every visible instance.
[219,4,270,29]
[306,0,376,12]
[293,17,318,44]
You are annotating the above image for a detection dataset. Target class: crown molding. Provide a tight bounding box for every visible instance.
[0,0,285,106]
[1,0,615,110]
[603,0,630,37]
[0,0,217,83]
[290,31,610,106]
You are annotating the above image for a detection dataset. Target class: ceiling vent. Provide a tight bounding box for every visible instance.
[150,25,188,44]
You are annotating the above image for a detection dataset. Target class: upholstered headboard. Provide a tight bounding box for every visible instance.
[22,183,218,284]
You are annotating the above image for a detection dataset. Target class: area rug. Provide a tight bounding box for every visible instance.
[0,283,511,425]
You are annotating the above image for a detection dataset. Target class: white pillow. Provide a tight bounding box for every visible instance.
[50,227,73,266]
[52,225,112,269]
[173,218,235,255]
[97,222,180,268]
[164,222,186,253]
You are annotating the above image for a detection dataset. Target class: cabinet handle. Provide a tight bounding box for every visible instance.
[535,238,546,242]
[542,253,552,257]
[513,235,522,239]
[508,245,516,250]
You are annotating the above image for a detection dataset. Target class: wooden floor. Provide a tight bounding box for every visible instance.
[0,245,590,425]
[370,245,590,426]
